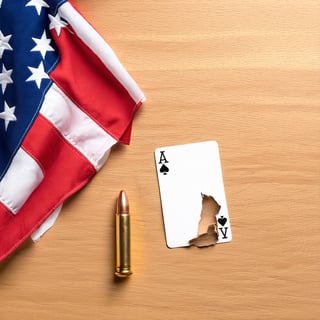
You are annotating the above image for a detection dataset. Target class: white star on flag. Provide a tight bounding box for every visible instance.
[25,0,49,16]
[0,64,13,93]
[26,61,49,88]
[0,30,13,58]
[0,101,17,131]
[31,30,55,58]
[49,12,68,36]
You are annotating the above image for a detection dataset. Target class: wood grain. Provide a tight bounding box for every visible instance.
[1,1,319,319]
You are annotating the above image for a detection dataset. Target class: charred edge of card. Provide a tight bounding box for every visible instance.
[189,193,221,248]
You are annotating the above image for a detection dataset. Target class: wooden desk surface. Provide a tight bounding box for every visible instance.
[1,1,319,319]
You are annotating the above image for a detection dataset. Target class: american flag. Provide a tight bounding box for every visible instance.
[0,0,145,261]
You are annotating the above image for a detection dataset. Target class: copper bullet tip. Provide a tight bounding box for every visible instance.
[116,190,129,214]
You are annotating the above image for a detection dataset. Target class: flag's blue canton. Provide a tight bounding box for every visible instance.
[0,0,67,180]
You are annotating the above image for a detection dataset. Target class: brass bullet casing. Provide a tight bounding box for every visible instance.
[115,190,132,277]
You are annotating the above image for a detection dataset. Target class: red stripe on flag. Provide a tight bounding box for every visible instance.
[0,115,96,260]
[0,202,13,231]
[50,26,140,144]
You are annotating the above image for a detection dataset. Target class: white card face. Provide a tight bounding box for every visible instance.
[155,141,232,248]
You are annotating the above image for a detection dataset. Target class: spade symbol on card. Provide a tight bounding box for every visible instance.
[218,216,227,226]
[160,164,169,175]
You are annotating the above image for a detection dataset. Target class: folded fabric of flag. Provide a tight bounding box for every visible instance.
[0,0,145,261]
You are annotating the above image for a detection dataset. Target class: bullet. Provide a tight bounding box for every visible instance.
[115,190,132,277]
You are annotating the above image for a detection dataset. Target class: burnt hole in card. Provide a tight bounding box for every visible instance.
[189,193,220,247]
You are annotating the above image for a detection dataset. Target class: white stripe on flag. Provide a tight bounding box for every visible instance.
[40,84,117,170]
[31,204,62,242]
[0,148,44,214]
[58,2,145,104]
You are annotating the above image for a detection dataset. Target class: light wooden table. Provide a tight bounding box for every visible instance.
[1,1,319,319]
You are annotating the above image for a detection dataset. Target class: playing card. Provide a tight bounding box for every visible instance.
[155,141,232,248]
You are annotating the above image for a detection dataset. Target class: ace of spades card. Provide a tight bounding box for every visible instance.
[155,141,232,248]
